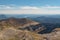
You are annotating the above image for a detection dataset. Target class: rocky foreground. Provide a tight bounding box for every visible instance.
[0,18,60,40]
[0,28,46,40]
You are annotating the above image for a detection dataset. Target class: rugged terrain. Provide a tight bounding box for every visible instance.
[0,28,46,40]
[0,17,60,40]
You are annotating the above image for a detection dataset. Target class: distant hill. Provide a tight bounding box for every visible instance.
[0,14,7,20]
[31,16,60,23]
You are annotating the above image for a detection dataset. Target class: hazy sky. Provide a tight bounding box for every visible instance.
[0,0,60,14]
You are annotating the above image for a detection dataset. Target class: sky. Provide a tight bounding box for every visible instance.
[0,0,60,14]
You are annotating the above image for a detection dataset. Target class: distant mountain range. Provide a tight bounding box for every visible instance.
[1,14,60,23]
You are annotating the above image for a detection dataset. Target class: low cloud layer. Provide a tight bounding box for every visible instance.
[0,5,60,14]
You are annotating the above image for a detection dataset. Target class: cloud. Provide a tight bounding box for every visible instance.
[0,5,18,9]
[20,6,39,9]
[41,5,60,8]
[42,6,60,8]
[0,9,60,14]
[0,5,60,14]
[0,5,11,9]
[0,5,40,9]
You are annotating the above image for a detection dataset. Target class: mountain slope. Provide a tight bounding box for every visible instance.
[0,28,46,40]
[0,17,46,33]
[43,28,60,40]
